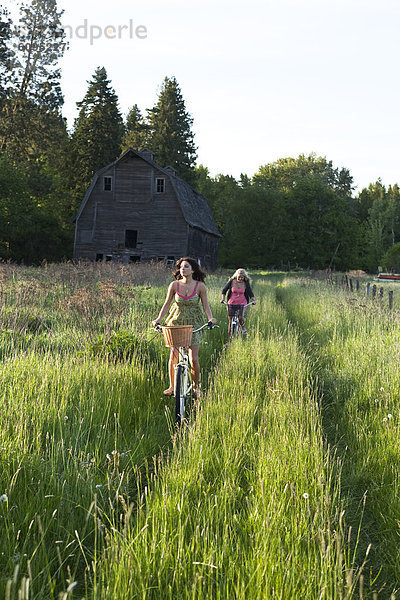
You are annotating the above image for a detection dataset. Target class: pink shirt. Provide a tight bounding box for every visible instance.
[228,286,247,305]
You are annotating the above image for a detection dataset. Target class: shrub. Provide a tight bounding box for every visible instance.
[86,329,158,363]
[382,242,400,272]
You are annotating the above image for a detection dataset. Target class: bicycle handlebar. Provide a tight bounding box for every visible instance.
[221,301,255,308]
[152,321,219,334]
[193,321,219,333]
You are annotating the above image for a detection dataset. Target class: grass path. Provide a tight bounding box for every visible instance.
[275,277,400,599]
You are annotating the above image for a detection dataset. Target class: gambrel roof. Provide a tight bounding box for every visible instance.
[74,148,221,238]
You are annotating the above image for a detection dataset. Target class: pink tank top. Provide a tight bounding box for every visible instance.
[228,286,247,305]
[176,280,199,300]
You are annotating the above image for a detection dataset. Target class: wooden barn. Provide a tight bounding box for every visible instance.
[73,148,221,270]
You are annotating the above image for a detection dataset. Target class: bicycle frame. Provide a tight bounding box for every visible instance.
[222,301,254,339]
[155,321,218,424]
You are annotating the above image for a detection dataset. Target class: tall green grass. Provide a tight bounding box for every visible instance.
[0,262,225,599]
[2,265,397,599]
[97,281,358,599]
[277,277,400,598]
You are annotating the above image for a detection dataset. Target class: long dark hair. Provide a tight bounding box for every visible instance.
[173,257,206,282]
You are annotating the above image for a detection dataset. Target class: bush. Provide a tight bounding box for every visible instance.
[86,330,158,363]
[382,242,400,272]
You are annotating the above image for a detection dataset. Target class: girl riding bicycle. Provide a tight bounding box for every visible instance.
[152,257,216,397]
[221,268,256,337]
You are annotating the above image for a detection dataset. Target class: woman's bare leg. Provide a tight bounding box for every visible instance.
[189,345,200,394]
[164,347,178,394]
[239,307,246,330]
[228,316,233,338]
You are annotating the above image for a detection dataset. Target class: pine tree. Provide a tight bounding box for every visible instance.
[0,0,67,160]
[146,76,197,182]
[69,67,124,210]
[122,104,148,151]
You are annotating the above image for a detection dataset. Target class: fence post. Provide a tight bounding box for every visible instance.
[366,282,370,296]
[372,285,377,298]
[379,287,384,299]
[356,279,360,292]
[389,290,394,310]
[349,279,353,292]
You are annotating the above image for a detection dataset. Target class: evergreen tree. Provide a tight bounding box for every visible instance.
[0,0,67,160]
[146,76,197,182]
[70,67,124,210]
[122,104,148,151]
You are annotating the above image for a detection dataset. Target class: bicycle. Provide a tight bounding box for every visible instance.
[222,301,254,339]
[154,321,218,424]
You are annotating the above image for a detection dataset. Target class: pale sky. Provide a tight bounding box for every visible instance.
[9,0,400,191]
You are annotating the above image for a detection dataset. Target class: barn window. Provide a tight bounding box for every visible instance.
[130,255,140,263]
[104,176,112,191]
[156,178,165,193]
[96,253,103,261]
[125,229,138,249]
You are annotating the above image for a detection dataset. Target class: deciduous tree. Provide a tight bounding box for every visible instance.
[0,5,13,102]
[0,0,67,160]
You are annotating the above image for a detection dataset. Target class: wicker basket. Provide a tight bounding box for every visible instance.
[162,325,193,348]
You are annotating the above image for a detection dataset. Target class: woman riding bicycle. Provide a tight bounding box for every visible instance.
[152,257,216,397]
[221,268,256,337]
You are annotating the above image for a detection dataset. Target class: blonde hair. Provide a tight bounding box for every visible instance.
[230,268,251,283]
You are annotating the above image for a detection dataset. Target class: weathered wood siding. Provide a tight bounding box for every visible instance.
[187,227,220,270]
[75,154,188,261]
[74,150,220,268]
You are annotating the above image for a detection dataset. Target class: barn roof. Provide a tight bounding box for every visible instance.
[74,148,221,237]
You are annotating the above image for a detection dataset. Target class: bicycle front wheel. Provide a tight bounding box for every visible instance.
[175,364,191,424]
[230,317,239,339]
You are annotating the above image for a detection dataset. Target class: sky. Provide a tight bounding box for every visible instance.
[8,0,400,191]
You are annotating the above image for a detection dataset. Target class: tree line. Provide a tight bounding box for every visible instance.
[1,0,399,272]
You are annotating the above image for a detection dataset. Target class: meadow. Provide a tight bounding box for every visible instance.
[0,263,399,599]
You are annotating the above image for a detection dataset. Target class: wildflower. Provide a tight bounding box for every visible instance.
[374,398,379,403]
[64,415,69,421]
[383,417,388,423]
[112,450,118,455]
[303,493,309,499]
[388,414,393,419]
[0,494,8,503]
[380,387,384,392]
[95,484,102,489]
